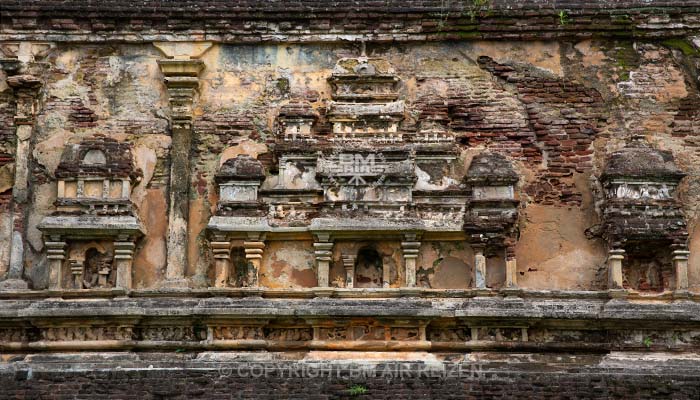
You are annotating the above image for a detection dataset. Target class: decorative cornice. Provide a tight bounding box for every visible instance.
[1,1,700,42]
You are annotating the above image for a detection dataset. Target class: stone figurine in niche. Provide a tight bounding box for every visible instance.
[82,248,114,289]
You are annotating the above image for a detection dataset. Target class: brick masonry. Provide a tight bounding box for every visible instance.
[2,353,700,399]
[1,1,700,397]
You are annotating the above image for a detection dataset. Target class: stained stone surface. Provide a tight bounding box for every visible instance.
[1,0,700,397]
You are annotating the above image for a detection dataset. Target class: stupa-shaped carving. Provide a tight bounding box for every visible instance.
[598,135,689,292]
[38,135,143,291]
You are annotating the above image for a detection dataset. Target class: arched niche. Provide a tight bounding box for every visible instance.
[82,149,107,165]
[354,247,383,288]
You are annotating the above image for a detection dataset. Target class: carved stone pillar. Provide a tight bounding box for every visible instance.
[155,42,211,288]
[608,249,625,290]
[70,261,83,289]
[113,239,136,290]
[504,241,517,288]
[672,246,690,291]
[243,236,265,287]
[0,42,53,290]
[0,74,42,290]
[342,254,356,289]
[313,234,333,288]
[401,235,420,288]
[505,258,518,288]
[211,239,232,288]
[473,246,487,289]
[46,239,66,291]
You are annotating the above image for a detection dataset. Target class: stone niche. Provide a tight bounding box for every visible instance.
[208,154,268,288]
[206,53,525,291]
[38,135,143,291]
[463,153,520,289]
[598,137,689,292]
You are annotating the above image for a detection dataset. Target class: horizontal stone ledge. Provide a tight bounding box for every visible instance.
[3,332,700,353]
[0,286,694,302]
[4,351,700,375]
[1,296,700,323]
[0,339,657,353]
[1,25,699,43]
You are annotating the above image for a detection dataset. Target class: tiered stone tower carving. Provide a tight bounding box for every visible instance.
[599,136,689,293]
[38,135,143,291]
[206,53,521,291]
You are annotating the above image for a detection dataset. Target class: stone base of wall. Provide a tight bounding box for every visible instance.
[2,352,700,399]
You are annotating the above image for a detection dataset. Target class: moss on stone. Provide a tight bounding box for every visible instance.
[661,39,700,56]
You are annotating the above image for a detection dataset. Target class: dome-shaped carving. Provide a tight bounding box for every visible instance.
[278,100,319,120]
[216,155,266,182]
[602,141,685,182]
[464,153,519,185]
[55,135,141,180]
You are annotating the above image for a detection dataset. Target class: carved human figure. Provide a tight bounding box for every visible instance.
[82,248,114,289]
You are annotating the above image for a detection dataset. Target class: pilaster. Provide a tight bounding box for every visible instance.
[474,245,487,289]
[672,246,690,292]
[211,239,232,288]
[342,254,356,289]
[313,233,333,288]
[0,42,52,290]
[608,249,625,290]
[155,42,211,288]
[243,233,265,288]
[113,238,136,290]
[46,239,66,291]
[401,234,420,288]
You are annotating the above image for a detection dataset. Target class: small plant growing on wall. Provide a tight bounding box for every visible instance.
[558,10,569,25]
[348,384,368,396]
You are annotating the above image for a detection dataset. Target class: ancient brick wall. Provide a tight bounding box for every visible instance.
[1,1,700,398]
[2,39,697,291]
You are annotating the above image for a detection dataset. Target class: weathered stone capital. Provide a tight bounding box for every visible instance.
[157,59,205,78]
[45,241,67,259]
[211,241,232,260]
[341,255,356,269]
[0,42,54,63]
[6,74,42,90]
[243,241,265,260]
[153,41,213,60]
[608,248,625,261]
[672,250,691,261]
[114,242,136,260]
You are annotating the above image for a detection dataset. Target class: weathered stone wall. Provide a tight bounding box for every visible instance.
[1,39,699,291]
[2,2,700,397]
[2,352,700,399]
